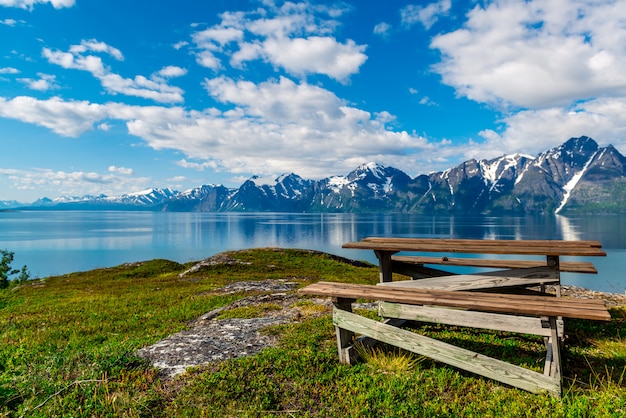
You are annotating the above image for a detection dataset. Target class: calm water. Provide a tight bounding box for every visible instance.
[1,211,625,293]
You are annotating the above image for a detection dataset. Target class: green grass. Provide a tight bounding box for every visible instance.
[1,248,624,417]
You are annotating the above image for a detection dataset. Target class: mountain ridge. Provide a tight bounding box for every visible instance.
[6,136,626,214]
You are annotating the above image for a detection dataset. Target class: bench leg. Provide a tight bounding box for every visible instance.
[332,297,356,364]
[334,308,562,396]
[543,316,562,395]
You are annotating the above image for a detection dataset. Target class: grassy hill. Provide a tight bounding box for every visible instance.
[1,248,625,417]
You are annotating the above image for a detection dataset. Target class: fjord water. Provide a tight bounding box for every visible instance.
[1,211,625,293]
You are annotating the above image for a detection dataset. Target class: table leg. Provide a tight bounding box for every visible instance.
[375,250,393,283]
[547,255,561,297]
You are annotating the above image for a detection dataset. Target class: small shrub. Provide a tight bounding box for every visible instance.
[0,249,30,289]
[356,343,424,375]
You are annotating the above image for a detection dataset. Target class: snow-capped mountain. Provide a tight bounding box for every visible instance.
[6,136,626,214]
[27,188,179,210]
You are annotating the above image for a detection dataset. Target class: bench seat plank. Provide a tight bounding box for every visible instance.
[381,266,559,291]
[299,282,611,321]
[377,272,559,292]
[391,255,598,274]
[334,308,561,396]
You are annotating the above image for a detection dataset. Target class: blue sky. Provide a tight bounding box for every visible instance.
[1,0,626,202]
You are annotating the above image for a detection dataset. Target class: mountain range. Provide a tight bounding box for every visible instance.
[5,136,626,214]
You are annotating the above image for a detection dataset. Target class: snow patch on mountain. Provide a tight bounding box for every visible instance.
[555,150,599,213]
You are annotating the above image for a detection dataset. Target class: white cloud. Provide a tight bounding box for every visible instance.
[43,41,185,103]
[431,0,626,109]
[373,22,392,38]
[177,159,218,171]
[474,97,626,157]
[108,165,133,175]
[0,67,19,74]
[0,96,106,137]
[157,66,187,78]
[18,73,58,91]
[173,41,189,50]
[259,36,367,82]
[0,0,75,10]
[0,73,440,179]
[1,18,17,25]
[189,1,367,82]
[401,0,451,30]
[70,39,124,61]
[0,167,150,199]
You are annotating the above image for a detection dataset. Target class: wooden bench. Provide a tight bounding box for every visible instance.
[390,255,598,274]
[299,281,611,397]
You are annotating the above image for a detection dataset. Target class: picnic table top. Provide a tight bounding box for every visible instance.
[342,237,606,257]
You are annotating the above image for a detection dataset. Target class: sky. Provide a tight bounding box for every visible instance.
[1,0,626,202]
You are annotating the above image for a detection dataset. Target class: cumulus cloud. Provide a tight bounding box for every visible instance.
[431,0,626,110]
[413,0,626,160]
[189,1,367,82]
[43,40,185,103]
[401,0,451,30]
[0,67,19,74]
[18,73,58,91]
[0,96,106,137]
[69,39,124,61]
[108,165,133,175]
[260,36,367,82]
[0,0,75,10]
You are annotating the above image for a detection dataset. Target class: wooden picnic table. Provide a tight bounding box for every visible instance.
[342,237,606,295]
[300,238,610,396]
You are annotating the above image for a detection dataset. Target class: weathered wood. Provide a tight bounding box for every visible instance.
[378,267,559,291]
[361,237,602,249]
[545,317,561,380]
[391,261,454,279]
[379,302,553,336]
[332,297,355,364]
[343,318,407,363]
[391,255,598,274]
[375,250,394,283]
[333,308,562,396]
[342,238,606,257]
[299,282,611,321]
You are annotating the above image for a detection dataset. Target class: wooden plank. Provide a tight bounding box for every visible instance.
[361,237,602,248]
[379,302,553,336]
[342,240,606,257]
[333,308,561,396]
[379,267,559,291]
[343,318,407,363]
[299,282,611,321]
[391,255,598,274]
[391,261,454,279]
[379,275,558,291]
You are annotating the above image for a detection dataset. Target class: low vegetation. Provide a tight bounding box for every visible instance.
[1,248,624,417]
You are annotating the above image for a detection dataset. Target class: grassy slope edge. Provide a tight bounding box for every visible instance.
[0,248,624,417]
